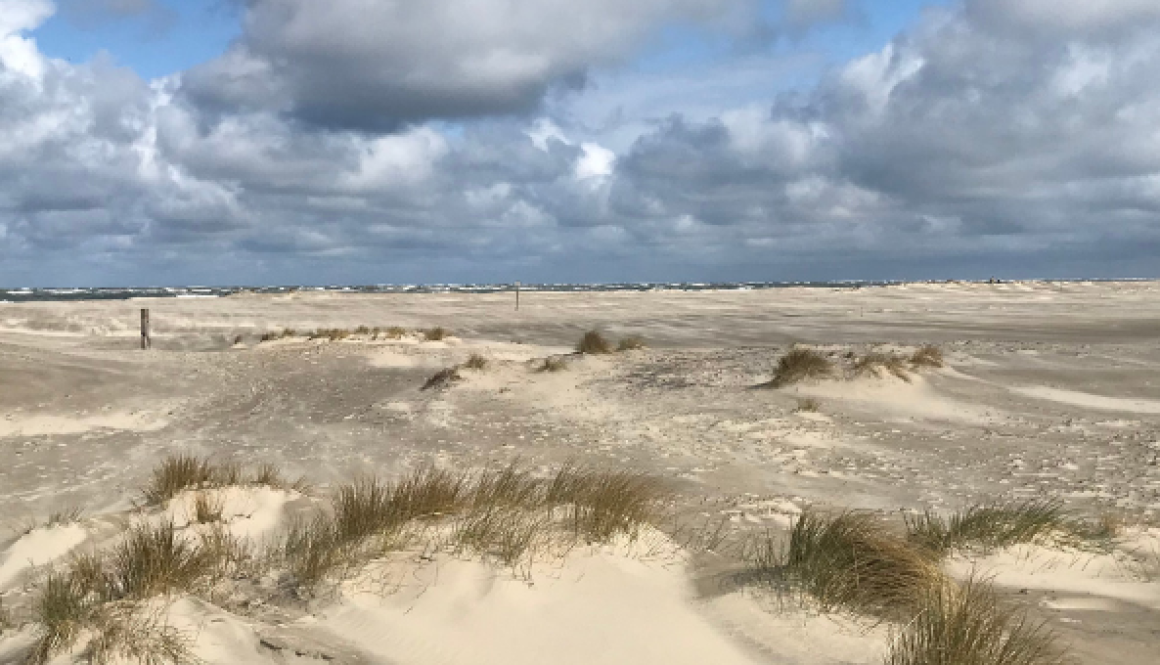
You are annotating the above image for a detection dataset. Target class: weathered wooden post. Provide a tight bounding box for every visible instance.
[140,308,151,350]
[515,281,521,311]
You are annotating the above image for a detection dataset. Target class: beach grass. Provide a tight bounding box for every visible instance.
[765,348,835,388]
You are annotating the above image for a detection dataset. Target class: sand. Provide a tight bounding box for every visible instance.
[1,281,1158,663]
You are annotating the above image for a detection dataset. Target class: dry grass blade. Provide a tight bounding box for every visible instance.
[910,345,945,369]
[84,602,196,665]
[906,500,1073,556]
[143,454,214,505]
[576,330,613,354]
[191,492,224,525]
[421,367,462,391]
[103,521,217,600]
[391,467,468,521]
[853,352,911,381]
[546,464,665,542]
[452,507,552,567]
[463,353,489,370]
[616,335,646,351]
[27,572,95,664]
[766,348,834,388]
[471,463,544,510]
[757,511,942,617]
[886,576,1063,665]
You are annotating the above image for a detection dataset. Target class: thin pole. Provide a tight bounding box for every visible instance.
[141,308,151,350]
[515,281,521,311]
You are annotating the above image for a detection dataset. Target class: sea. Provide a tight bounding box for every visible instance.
[0,279,1147,303]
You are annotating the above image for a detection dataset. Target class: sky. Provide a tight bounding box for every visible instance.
[0,0,1157,287]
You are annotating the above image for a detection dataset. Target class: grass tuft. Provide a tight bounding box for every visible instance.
[424,327,450,341]
[748,511,942,617]
[616,335,646,351]
[766,348,834,388]
[421,367,462,391]
[463,353,489,370]
[143,454,214,505]
[576,330,614,355]
[102,521,218,600]
[886,576,1063,665]
[853,352,911,382]
[385,326,407,339]
[906,500,1074,556]
[191,492,224,525]
[910,345,945,369]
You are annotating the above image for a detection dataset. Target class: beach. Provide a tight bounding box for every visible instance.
[1,281,1158,664]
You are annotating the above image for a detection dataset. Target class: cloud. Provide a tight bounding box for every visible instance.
[180,0,765,131]
[784,0,852,30]
[2,0,1160,285]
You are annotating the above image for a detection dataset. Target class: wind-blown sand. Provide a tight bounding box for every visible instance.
[1,281,1158,664]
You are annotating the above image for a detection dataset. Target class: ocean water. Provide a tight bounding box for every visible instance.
[0,279,1148,303]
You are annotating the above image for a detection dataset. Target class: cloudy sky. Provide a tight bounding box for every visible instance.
[1,0,1158,286]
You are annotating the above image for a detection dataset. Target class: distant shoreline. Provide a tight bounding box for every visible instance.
[1,278,1156,303]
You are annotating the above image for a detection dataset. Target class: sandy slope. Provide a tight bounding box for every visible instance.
[1,281,1159,663]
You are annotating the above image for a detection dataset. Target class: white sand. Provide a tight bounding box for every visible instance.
[0,524,87,588]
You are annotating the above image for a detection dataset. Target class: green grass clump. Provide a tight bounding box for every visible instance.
[906,500,1075,556]
[910,345,945,369]
[616,335,646,351]
[576,330,613,354]
[424,327,450,341]
[766,348,835,388]
[886,577,1063,665]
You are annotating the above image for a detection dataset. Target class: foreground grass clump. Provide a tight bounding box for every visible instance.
[281,463,665,590]
[886,577,1063,665]
[854,352,911,382]
[906,500,1084,556]
[766,348,835,388]
[910,345,945,368]
[576,330,614,354]
[748,511,941,617]
[26,522,244,664]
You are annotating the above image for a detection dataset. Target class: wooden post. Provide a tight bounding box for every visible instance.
[140,308,151,350]
[515,281,521,311]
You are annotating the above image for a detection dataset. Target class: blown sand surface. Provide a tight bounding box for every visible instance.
[1,281,1158,664]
